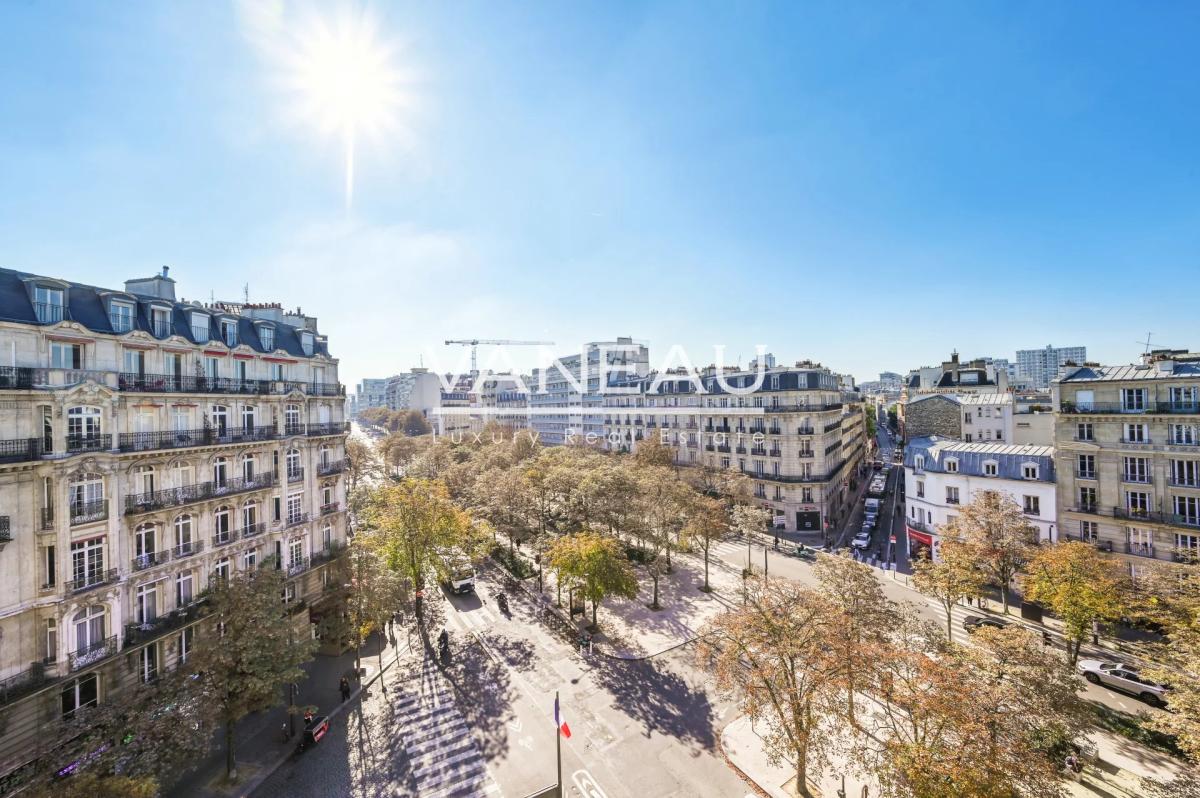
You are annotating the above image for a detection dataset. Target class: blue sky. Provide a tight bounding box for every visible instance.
[2,1,1198,389]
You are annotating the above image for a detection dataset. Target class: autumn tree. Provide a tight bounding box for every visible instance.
[697,579,843,797]
[402,409,432,436]
[681,495,730,592]
[632,434,675,467]
[186,564,315,780]
[363,478,486,623]
[346,529,408,673]
[637,466,690,607]
[1138,560,1200,762]
[1022,541,1127,664]
[912,540,987,641]
[345,436,382,516]
[547,531,639,628]
[814,554,895,726]
[947,490,1040,614]
[24,774,158,798]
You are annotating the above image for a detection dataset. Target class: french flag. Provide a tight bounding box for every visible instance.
[554,694,571,739]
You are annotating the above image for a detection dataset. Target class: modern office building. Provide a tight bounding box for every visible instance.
[530,338,649,445]
[1053,350,1200,572]
[1017,345,1088,390]
[354,378,390,413]
[0,266,349,786]
[604,360,867,535]
[903,437,1057,560]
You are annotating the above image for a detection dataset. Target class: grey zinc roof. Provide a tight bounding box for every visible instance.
[0,266,329,358]
[1060,362,1200,382]
[903,435,1056,482]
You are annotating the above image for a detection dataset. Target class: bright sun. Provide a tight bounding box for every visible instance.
[283,9,410,209]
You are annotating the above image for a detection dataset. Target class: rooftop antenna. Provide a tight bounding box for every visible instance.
[1138,332,1154,355]
[243,283,250,304]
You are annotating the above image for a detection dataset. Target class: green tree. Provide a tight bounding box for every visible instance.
[1022,541,1127,664]
[912,540,987,641]
[547,531,639,628]
[948,490,1039,614]
[186,565,315,780]
[402,409,432,436]
[682,495,730,593]
[346,529,408,674]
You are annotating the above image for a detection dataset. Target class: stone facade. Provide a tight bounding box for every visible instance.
[903,395,962,440]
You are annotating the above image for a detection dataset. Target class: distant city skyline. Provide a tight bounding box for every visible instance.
[2,2,1198,390]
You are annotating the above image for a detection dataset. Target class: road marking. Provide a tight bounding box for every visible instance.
[572,769,609,798]
[507,717,523,733]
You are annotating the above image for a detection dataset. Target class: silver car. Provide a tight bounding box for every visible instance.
[1076,659,1168,707]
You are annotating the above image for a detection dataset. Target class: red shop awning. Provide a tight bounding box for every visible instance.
[907,527,933,547]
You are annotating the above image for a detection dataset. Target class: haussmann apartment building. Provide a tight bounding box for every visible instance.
[0,266,349,788]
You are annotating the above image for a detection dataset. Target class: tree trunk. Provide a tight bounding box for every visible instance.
[703,547,710,592]
[1070,636,1083,665]
[225,718,236,779]
[592,599,598,628]
[945,601,954,641]
[1000,581,1010,615]
[651,574,660,609]
[795,739,811,797]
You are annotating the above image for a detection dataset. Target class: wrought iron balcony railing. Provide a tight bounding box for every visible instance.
[0,437,40,464]
[69,499,108,526]
[69,635,117,671]
[66,568,118,595]
[131,550,170,572]
[240,521,267,538]
[66,433,110,454]
[34,302,66,324]
[124,472,276,514]
[317,458,347,476]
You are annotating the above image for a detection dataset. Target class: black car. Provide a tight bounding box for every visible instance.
[963,615,1011,633]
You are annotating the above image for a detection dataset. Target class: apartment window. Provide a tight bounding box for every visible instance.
[1121,388,1146,412]
[134,523,157,568]
[135,583,158,624]
[1077,454,1096,479]
[1073,390,1095,411]
[983,461,998,477]
[213,457,229,489]
[61,673,99,720]
[287,493,303,523]
[44,545,56,588]
[1080,520,1098,542]
[286,448,302,479]
[285,405,301,431]
[802,488,813,503]
[110,302,133,333]
[1174,495,1200,526]
[179,627,193,664]
[1170,386,1198,410]
[1123,456,1150,483]
[1079,486,1097,509]
[995,429,1004,441]
[242,454,256,481]
[289,537,304,567]
[69,474,104,516]
[35,285,65,323]
[190,313,209,343]
[242,548,258,570]
[1076,422,1094,441]
[241,405,257,431]
[213,557,231,582]
[1172,460,1199,487]
[171,406,189,433]
[71,604,106,656]
[205,356,219,380]
[176,571,194,607]
[235,359,248,383]
[222,320,238,348]
[242,501,259,532]
[137,644,158,684]
[1124,423,1148,443]
[300,332,314,356]
[1125,491,1150,516]
[946,486,960,505]
[1170,424,1197,445]
[51,342,83,369]
[1129,527,1154,552]
[720,457,730,469]
[1023,495,1040,516]
[174,514,194,554]
[914,455,925,471]
[271,363,285,381]
[151,308,172,337]
[260,326,275,351]
[211,405,228,437]
[45,618,57,663]
[916,480,925,498]
[965,433,973,443]
[322,522,333,550]
[70,538,105,586]
[945,458,958,473]
[214,506,231,542]
[273,496,282,522]
[964,413,973,424]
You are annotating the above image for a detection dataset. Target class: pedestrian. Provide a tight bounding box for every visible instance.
[339,676,351,702]
[1042,630,1052,647]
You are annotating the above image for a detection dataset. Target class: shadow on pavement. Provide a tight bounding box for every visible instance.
[590,648,717,752]
[433,632,521,763]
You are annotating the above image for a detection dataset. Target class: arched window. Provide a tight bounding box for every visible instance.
[213,456,229,489]
[322,522,333,551]
[285,404,301,434]
[318,444,331,469]
[214,506,231,545]
[66,406,102,447]
[241,453,256,481]
[241,501,259,535]
[210,404,228,437]
[72,605,106,654]
[174,514,195,555]
[68,473,105,523]
[134,523,158,570]
[133,464,155,497]
[286,448,302,481]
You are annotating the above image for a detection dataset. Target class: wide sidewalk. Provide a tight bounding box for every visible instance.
[507,540,1194,796]
[170,628,412,797]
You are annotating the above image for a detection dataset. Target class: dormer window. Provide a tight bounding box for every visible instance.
[259,326,275,351]
[1022,463,1039,480]
[300,332,314,356]
[983,460,999,477]
[34,285,65,323]
[109,302,134,333]
[222,320,238,348]
[914,455,925,471]
[945,458,959,473]
[190,313,209,343]
[150,307,172,338]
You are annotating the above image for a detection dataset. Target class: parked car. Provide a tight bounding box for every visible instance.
[1076,660,1168,707]
[962,615,1011,633]
[851,532,871,549]
[864,512,878,529]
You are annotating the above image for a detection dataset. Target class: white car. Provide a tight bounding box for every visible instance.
[851,532,871,549]
[1076,660,1168,707]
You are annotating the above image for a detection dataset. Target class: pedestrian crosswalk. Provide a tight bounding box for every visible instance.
[394,661,501,798]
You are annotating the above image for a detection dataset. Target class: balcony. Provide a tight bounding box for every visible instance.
[634,419,643,426]
[713,425,731,434]
[1114,506,1163,523]
[1070,504,1103,516]
[1168,514,1200,530]
[797,426,815,435]
[66,568,118,595]
[240,521,267,538]
[119,372,275,395]
[123,610,194,649]
[704,444,715,452]
[307,422,350,437]
[119,427,212,453]
[41,506,54,530]
[1121,472,1152,484]
[307,382,345,397]
[69,499,108,526]
[738,468,830,484]
[0,437,41,464]
[286,557,311,578]
[1171,478,1200,489]
[768,428,782,435]
[69,636,117,671]
[190,326,209,343]
[131,550,170,571]
[124,472,276,515]
[716,445,731,454]
[0,516,8,544]
[212,527,241,548]
[1061,401,1200,416]
[0,663,49,706]
[769,449,783,458]
[34,302,66,324]
[310,541,345,567]
[172,540,205,560]
[320,501,339,516]
[284,424,304,437]
[751,447,767,457]
[0,366,35,390]
[735,446,747,455]
[763,402,844,414]
[318,458,347,476]
[1125,541,1156,558]
[150,318,172,338]
[946,497,961,505]
[66,433,111,454]
[1075,470,1097,480]
[285,512,310,528]
[798,450,815,459]
[287,467,305,484]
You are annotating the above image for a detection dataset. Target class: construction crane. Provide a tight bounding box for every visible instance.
[444,339,555,373]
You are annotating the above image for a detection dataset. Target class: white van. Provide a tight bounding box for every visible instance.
[865,498,881,513]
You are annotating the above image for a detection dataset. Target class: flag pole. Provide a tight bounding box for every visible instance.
[555,689,563,798]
